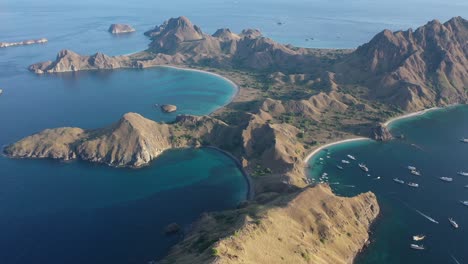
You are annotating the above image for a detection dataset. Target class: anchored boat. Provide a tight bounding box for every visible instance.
[410,244,425,250]
[358,163,369,172]
[449,218,459,228]
[412,235,425,241]
[440,177,453,182]
[393,178,404,184]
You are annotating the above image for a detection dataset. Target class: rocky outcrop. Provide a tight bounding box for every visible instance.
[335,16,468,111]
[4,113,173,167]
[160,185,379,264]
[0,38,47,48]
[108,24,136,34]
[370,123,393,141]
[4,113,233,168]
[161,104,177,113]
[28,49,131,74]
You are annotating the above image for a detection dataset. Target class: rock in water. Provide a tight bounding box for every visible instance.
[163,223,181,235]
[161,104,177,113]
[108,24,136,34]
[370,123,393,141]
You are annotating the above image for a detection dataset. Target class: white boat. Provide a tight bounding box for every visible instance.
[440,177,453,182]
[336,165,343,170]
[319,157,324,161]
[457,171,468,176]
[412,235,425,241]
[393,178,404,184]
[408,182,419,188]
[347,154,356,160]
[449,218,459,228]
[410,170,421,176]
[460,201,468,207]
[358,163,369,172]
[322,172,328,177]
[465,185,468,188]
[341,160,350,164]
[408,166,417,170]
[410,244,425,250]
[374,176,381,180]
[326,155,331,159]
[0,89,3,95]
[460,138,468,143]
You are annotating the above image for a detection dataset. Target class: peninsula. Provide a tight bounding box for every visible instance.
[6,16,467,263]
[0,38,48,48]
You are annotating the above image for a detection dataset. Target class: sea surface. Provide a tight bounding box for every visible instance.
[0,0,467,263]
[308,105,468,263]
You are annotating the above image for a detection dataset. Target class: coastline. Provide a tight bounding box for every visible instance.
[153,65,240,107]
[382,106,441,127]
[203,146,254,200]
[304,137,371,164]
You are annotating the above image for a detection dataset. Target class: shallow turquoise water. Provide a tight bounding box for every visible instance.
[308,105,468,263]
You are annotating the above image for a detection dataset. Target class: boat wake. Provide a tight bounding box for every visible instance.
[450,254,461,264]
[415,210,439,224]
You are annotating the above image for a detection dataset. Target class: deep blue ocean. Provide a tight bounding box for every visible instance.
[309,106,468,263]
[0,0,467,263]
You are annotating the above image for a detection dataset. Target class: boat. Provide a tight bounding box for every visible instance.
[0,89,3,95]
[457,171,468,176]
[322,172,328,177]
[449,218,459,228]
[358,163,369,172]
[319,157,324,161]
[410,244,425,250]
[410,170,421,176]
[440,177,453,182]
[374,176,381,180]
[341,160,350,164]
[326,155,331,159]
[465,185,468,188]
[460,200,468,207]
[460,138,468,143]
[408,166,417,170]
[336,165,343,170]
[408,182,419,188]
[415,210,439,224]
[347,154,356,160]
[412,235,425,241]
[393,178,404,184]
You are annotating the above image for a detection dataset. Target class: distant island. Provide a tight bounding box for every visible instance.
[0,38,48,48]
[108,24,136,34]
[6,16,467,263]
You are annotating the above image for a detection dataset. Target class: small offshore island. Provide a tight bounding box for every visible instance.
[5,16,467,263]
[0,38,48,48]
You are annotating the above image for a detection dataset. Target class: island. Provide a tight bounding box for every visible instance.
[161,104,177,113]
[6,16,467,263]
[108,24,136,34]
[0,38,48,48]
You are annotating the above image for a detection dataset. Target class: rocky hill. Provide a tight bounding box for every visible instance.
[4,113,230,168]
[29,49,132,74]
[334,16,468,111]
[160,185,379,264]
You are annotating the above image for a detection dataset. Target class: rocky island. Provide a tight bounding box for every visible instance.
[108,24,136,34]
[6,16,467,263]
[0,38,48,48]
[161,104,177,113]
